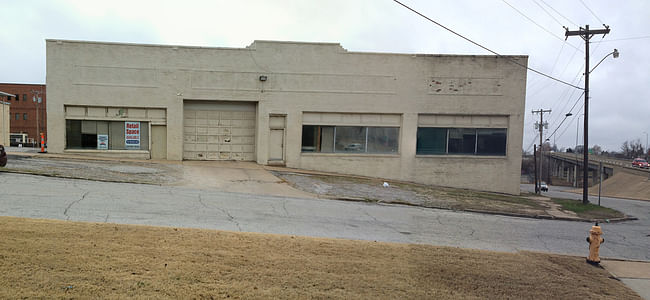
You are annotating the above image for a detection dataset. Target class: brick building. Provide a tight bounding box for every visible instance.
[0,83,47,144]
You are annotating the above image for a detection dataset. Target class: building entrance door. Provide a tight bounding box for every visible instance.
[268,115,285,164]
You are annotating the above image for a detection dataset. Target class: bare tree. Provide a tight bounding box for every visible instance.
[620,139,645,158]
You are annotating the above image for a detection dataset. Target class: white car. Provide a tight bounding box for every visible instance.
[540,182,548,192]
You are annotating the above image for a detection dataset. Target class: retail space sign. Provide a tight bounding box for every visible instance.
[97,134,108,150]
[125,122,141,149]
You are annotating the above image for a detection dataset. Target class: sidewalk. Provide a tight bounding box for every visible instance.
[601,260,650,299]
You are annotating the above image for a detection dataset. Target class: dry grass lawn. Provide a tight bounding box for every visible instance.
[0,217,639,299]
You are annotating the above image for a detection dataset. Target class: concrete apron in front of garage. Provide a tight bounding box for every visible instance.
[178,160,316,199]
[1,150,316,200]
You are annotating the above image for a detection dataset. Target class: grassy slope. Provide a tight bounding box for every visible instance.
[0,217,638,299]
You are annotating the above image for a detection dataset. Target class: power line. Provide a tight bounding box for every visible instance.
[531,0,563,27]
[525,132,540,153]
[538,0,578,27]
[545,35,605,127]
[500,0,582,52]
[546,91,585,141]
[579,0,606,25]
[392,0,584,90]
[555,104,584,141]
[593,35,650,43]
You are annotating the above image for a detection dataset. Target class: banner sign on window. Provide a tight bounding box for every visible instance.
[97,134,108,150]
[125,122,141,149]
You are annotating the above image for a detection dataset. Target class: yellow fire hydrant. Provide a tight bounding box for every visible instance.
[586,223,604,265]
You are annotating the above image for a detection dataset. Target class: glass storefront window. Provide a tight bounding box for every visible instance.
[302,125,399,154]
[65,120,149,150]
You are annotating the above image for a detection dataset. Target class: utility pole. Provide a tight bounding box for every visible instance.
[532,109,551,192]
[31,90,42,146]
[534,145,539,194]
[566,24,611,204]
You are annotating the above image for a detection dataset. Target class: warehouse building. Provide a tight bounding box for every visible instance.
[46,40,527,194]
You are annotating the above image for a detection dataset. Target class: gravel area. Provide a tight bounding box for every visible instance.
[273,172,457,209]
[1,155,182,185]
[272,171,629,221]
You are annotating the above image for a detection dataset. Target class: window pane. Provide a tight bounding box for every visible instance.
[367,127,399,153]
[416,128,447,154]
[23,113,28,120]
[66,120,82,149]
[448,128,476,154]
[335,126,366,153]
[320,126,334,153]
[301,125,317,152]
[477,128,507,155]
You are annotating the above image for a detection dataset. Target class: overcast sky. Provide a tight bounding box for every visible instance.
[1,0,648,152]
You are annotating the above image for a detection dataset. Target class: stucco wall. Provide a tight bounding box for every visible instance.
[46,40,527,194]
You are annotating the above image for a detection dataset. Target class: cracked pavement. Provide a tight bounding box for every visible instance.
[0,173,648,261]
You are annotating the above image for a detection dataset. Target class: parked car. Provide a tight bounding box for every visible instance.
[539,182,548,192]
[632,158,649,169]
[0,145,7,167]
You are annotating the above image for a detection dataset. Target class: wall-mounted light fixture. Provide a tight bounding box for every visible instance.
[259,75,268,82]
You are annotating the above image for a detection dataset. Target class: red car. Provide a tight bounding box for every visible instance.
[632,158,649,169]
[0,145,6,167]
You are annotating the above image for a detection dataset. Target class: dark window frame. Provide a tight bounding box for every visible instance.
[302,125,400,154]
[417,127,507,156]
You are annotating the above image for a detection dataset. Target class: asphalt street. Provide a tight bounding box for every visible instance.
[1,173,648,261]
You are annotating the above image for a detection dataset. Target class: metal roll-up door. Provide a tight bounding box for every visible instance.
[183,101,256,161]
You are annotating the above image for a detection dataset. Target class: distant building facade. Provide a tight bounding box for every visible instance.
[0,83,47,144]
[0,93,11,145]
[47,40,527,194]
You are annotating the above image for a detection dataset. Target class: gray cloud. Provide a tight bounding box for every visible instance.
[1,0,647,151]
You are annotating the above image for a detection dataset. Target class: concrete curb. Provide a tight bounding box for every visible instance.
[0,168,159,186]
[323,195,637,223]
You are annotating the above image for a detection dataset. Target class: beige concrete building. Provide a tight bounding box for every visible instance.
[1,91,13,146]
[46,40,527,194]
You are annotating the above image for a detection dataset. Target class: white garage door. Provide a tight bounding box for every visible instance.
[183,101,256,161]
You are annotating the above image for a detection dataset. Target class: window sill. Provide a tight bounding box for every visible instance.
[301,152,400,158]
[415,154,507,159]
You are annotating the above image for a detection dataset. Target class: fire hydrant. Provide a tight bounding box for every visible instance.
[586,223,604,265]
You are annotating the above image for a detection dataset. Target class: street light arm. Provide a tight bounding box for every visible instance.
[589,49,619,74]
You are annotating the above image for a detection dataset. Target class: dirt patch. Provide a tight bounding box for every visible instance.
[0,217,639,299]
[2,155,182,184]
[274,172,627,221]
[570,172,650,201]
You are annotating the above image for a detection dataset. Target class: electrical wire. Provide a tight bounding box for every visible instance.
[526,41,566,93]
[555,103,584,141]
[392,0,584,90]
[546,35,605,128]
[593,35,650,43]
[525,132,540,153]
[531,0,563,27]
[546,91,585,141]
[539,0,578,27]
[579,0,606,25]
[500,0,582,52]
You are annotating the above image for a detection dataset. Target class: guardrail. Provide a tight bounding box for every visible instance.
[549,152,650,174]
